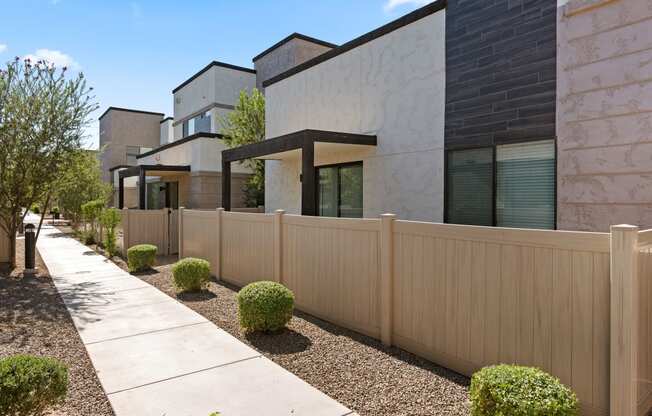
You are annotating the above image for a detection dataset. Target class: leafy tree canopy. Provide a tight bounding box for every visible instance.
[0,58,97,267]
[219,88,265,207]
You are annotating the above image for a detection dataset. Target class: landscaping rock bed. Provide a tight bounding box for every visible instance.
[132,261,470,415]
[0,238,114,416]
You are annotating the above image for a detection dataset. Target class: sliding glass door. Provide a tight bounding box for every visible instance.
[446,139,555,229]
[318,162,363,218]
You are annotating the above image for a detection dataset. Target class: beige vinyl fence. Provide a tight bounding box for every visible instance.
[120,209,179,256]
[178,208,652,416]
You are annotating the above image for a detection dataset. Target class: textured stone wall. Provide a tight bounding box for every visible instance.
[557,0,652,231]
[445,0,557,149]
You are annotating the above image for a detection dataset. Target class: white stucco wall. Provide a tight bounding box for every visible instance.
[264,10,446,221]
[159,119,174,145]
[137,136,251,174]
[173,65,256,127]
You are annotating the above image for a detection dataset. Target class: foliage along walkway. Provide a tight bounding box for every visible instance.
[36,223,353,416]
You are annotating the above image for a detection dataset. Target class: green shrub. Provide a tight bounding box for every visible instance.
[81,230,95,245]
[127,244,157,272]
[51,207,60,215]
[0,355,68,416]
[31,204,40,214]
[237,281,294,332]
[100,208,121,257]
[470,364,578,416]
[172,258,211,292]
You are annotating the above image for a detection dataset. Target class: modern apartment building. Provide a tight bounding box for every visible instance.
[112,0,650,232]
[112,33,339,210]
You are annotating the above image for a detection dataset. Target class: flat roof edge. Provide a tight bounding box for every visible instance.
[253,33,338,62]
[172,61,256,94]
[262,0,446,88]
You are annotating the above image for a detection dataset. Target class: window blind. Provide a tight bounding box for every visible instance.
[446,148,493,226]
[496,140,555,230]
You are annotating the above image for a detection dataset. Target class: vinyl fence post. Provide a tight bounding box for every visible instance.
[610,224,639,416]
[162,208,169,255]
[178,207,184,260]
[274,210,285,284]
[380,213,396,346]
[215,208,224,280]
[122,208,130,256]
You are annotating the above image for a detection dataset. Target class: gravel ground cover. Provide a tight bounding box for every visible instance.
[0,236,115,416]
[130,260,471,416]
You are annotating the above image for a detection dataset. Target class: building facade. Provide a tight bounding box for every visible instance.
[99,107,163,183]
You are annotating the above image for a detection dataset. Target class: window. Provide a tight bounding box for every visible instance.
[446,140,555,229]
[446,148,493,226]
[182,111,211,137]
[318,162,363,218]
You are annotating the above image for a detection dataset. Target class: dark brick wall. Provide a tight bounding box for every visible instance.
[445,0,557,149]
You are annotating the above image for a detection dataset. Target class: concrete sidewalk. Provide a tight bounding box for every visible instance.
[36,224,353,416]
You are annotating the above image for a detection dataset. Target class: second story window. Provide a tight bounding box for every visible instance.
[182,111,211,137]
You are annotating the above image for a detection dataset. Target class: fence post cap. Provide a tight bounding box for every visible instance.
[275,209,285,214]
[216,207,224,212]
[381,213,396,219]
[611,224,639,232]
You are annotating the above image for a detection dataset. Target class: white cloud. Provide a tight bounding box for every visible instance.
[0,44,7,54]
[383,0,430,12]
[23,48,80,70]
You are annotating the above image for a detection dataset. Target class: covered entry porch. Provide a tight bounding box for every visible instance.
[118,165,191,209]
[221,129,377,216]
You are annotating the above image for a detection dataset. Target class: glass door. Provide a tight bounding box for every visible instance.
[317,162,363,218]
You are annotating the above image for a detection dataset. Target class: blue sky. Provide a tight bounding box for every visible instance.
[0,0,429,148]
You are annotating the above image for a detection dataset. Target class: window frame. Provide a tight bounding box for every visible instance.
[315,161,363,218]
[444,139,557,230]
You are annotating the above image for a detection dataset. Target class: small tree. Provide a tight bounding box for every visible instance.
[55,149,110,228]
[81,199,104,244]
[100,208,120,257]
[219,88,265,207]
[0,58,97,268]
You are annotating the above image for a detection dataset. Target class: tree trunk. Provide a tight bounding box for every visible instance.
[35,193,51,242]
[8,230,16,269]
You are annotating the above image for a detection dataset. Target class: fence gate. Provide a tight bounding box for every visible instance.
[121,209,179,256]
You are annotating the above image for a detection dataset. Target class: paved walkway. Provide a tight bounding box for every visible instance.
[36,223,352,416]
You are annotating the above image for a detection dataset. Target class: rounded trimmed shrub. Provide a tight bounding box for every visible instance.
[127,244,157,272]
[0,354,68,416]
[237,281,294,332]
[172,258,211,292]
[470,364,578,416]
